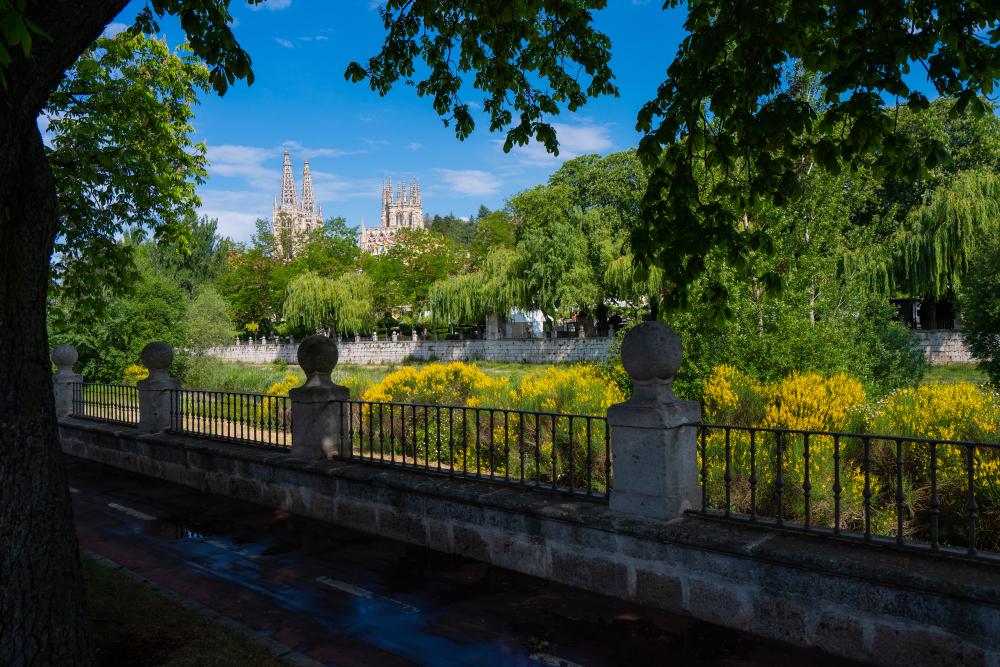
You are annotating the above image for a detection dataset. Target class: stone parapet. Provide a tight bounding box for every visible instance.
[207,338,613,366]
[59,418,1000,667]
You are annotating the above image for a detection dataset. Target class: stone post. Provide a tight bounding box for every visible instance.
[51,344,83,419]
[136,342,180,433]
[484,312,501,340]
[391,330,398,342]
[607,322,700,521]
[371,332,378,342]
[289,335,350,460]
[411,330,418,342]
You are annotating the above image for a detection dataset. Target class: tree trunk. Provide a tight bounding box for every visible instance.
[0,116,95,665]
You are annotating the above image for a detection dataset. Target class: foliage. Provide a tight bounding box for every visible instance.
[346,0,617,155]
[147,213,233,295]
[45,32,211,321]
[49,252,188,383]
[121,364,148,386]
[701,366,1000,549]
[184,287,234,354]
[893,170,1000,299]
[361,229,465,316]
[362,362,507,407]
[633,5,1000,307]
[509,184,599,329]
[429,248,523,325]
[961,236,1000,386]
[511,365,624,417]
[282,270,373,334]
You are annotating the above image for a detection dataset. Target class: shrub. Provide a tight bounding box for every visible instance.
[122,364,148,385]
[961,236,1000,386]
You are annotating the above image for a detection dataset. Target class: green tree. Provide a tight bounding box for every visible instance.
[470,209,515,262]
[630,5,1000,307]
[147,213,233,295]
[429,213,477,248]
[184,286,235,355]
[49,252,188,384]
[510,185,598,336]
[361,229,465,318]
[283,270,373,335]
[961,238,1000,386]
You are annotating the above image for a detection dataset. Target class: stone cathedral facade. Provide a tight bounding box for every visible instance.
[271,150,323,257]
[359,177,423,255]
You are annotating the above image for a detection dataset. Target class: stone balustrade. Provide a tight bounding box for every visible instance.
[51,329,1000,667]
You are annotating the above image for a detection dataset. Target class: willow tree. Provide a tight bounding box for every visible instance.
[604,254,664,317]
[283,271,373,336]
[893,170,1000,299]
[429,248,524,334]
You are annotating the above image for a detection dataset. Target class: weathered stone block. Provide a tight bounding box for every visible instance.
[634,569,684,610]
[452,526,490,562]
[871,623,987,667]
[687,578,750,629]
[549,549,628,597]
[810,609,867,657]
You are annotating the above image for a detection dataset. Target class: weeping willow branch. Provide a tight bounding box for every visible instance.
[428,248,527,325]
[283,270,374,333]
[604,253,663,303]
[893,170,1000,298]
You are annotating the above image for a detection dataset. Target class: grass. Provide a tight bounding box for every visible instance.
[921,363,989,386]
[179,357,566,398]
[82,555,285,667]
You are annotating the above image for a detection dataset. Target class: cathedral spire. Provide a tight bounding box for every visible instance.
[301,160,315,213]
[280,149,297,209]
[410,177,421,207]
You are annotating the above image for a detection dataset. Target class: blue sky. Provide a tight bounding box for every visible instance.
[103,0,687,243]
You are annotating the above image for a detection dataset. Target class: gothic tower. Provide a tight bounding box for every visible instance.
[271,149,323,258]
[362,175,425,254]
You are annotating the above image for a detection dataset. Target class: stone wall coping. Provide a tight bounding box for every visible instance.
[60,417,1000,609]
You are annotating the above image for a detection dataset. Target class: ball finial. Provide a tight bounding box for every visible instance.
[140,342,174,371]
[620,321,682,382]
[51,344,78,373]
[297,335,339,375]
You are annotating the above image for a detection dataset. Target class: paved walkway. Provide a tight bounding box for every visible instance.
[68,457,864,667]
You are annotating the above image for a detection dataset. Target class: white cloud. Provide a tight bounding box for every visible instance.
[102,22,128,37]
[275,38,294,49]
[408,142,423,151]
[251,0,292,10]
[358,114,375,123]
[435,169,501,197]
[315,35,329,41]
[199,142,375,241]
[505,121,615,166]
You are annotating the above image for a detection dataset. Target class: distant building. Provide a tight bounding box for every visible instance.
[360,177,423,255]
[272,150,323,257]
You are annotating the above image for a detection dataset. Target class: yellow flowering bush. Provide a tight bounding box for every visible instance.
[354,362,620,492]
[700,367,1000,548]
[511,365,624,416]
[361,362,507,407]
[122,364,149,385]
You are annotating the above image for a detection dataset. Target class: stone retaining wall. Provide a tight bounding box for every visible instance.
[59,418,1000,667]
[208,338,613,365]
[915,330,975,365]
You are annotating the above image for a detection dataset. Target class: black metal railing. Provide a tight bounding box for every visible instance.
[338,400,610,498]
[696,423,1000,560]
[168,389,291,449]
[71,383,139,425]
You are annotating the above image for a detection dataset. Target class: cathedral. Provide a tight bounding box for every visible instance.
[360,177,424,255]
[271,150,323,257]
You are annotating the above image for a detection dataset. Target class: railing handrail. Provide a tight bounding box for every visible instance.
[341,397,607,422]
[170,387,293,400]
[698,421,1000,449]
